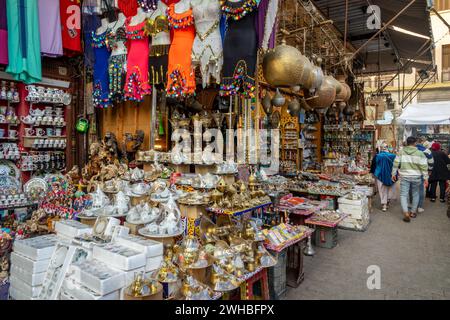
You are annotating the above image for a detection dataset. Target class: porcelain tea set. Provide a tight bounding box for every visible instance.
[25,85,72,105]
[0,193,28,207]
[32,138,67,149]
[141,196,182,236]
[21,106,65,126]
[0,143,20,160]
[0,106,19,124]
[0,81,20,103]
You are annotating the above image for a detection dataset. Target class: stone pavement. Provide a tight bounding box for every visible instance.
[285,196,450,300]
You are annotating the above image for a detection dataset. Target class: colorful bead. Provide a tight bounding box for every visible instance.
[124,66,151,102]
[220,60,255,98]
[220,0,257,21]
[167,6,194,29]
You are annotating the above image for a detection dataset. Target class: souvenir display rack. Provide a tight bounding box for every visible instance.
[300,111,322,171]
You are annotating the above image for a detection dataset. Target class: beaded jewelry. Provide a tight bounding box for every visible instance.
[220,0,258,21]
[220,60,255,98]
[108,54,127,102]
[167,6,195,29]
[91,31,109,48]
[93,82,112,108]
[124,66,151,102]
[166,67,195,98]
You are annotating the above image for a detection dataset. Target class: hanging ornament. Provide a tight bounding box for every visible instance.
[262,91,272,115]
[288,98,301,117]
[271,88,285,107]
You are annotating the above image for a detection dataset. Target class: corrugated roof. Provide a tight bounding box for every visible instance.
[311,0,434,74]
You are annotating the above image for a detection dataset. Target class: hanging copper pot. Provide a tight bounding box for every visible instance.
[328,76,342,95]
[335,76,351,102]
[271,88,285,107]
[299,58,314,89]
[308,76,336,109]
[262,91,273,115]
[288,98,301,117]
[262,40,309,87]
[309,65,324,93]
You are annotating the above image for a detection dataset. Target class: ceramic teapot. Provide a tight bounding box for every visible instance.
[90,186,110,209]
[115,191,130,214]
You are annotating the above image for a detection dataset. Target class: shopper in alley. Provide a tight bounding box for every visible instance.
[392,136,429,222]
[371,141,396,212]
[416,137,434,212]
[428,142,450,203]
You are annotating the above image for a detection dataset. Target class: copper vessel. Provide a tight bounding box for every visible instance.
[308,76,337,109]
[262,40,309,87]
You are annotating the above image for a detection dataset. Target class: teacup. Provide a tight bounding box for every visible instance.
[8,130,18,138]
[35,128,45,137]
[24,128,35,136]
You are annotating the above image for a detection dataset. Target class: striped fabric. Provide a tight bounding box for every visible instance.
[417,144,434,171]
[392,146,429,179]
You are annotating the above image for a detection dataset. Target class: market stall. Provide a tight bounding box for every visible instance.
[0,0,389,301]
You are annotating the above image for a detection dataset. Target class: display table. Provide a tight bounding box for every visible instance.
[305,214,347,249]
[206,203,272,217]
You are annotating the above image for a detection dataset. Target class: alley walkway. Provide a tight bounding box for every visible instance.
[286,197,450,300]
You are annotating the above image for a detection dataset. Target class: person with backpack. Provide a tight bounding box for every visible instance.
[371,142,396,212]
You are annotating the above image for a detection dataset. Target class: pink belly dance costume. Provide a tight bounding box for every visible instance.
[124,18,151,102]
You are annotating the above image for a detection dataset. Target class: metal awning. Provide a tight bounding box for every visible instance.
[311,0,434,74]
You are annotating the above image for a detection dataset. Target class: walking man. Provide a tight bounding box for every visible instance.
[392,137,429,222]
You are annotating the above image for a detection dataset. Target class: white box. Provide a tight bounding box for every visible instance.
[55,220,92,238]
[145,256,163,272]
[12,235,57,261]
[93,244,146,271]
[62,276,121,300]
[9,286,39,300]
[115,234,163,258]
[338,203,369,219]
[10,265,45,287]
[9,275,42,298]
[10,252,50,274]
[338,195,368,206]
[70,260,126,295]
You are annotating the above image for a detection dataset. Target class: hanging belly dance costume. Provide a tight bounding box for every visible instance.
[146,14,170,87]
[166,4,196,98]
[106,26,127,102]
[124,18,151,102]
[192,0,223,88]
[92,30,112,108]
[220,0,258,98]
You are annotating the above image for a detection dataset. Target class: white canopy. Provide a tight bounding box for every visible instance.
[397,101,450,125]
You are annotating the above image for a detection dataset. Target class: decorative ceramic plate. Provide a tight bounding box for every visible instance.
[138,227,184,238]
[24,177,48,196]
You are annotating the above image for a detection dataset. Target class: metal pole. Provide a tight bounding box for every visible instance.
[344,0,348,50]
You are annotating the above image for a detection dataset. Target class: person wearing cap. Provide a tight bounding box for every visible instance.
[429,142,450,203]
[392,136,429,222]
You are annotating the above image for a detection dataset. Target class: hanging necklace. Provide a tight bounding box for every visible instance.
[220,0,258,21]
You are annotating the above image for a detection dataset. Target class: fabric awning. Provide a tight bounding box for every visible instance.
[397,101,450,124]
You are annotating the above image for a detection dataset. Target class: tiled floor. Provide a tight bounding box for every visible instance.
[285,195,450,300]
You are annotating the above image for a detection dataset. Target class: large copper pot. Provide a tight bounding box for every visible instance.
[308,76,337,109]
[328,76,342,95]
[262,40,310,87]
[335,76,351,102]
